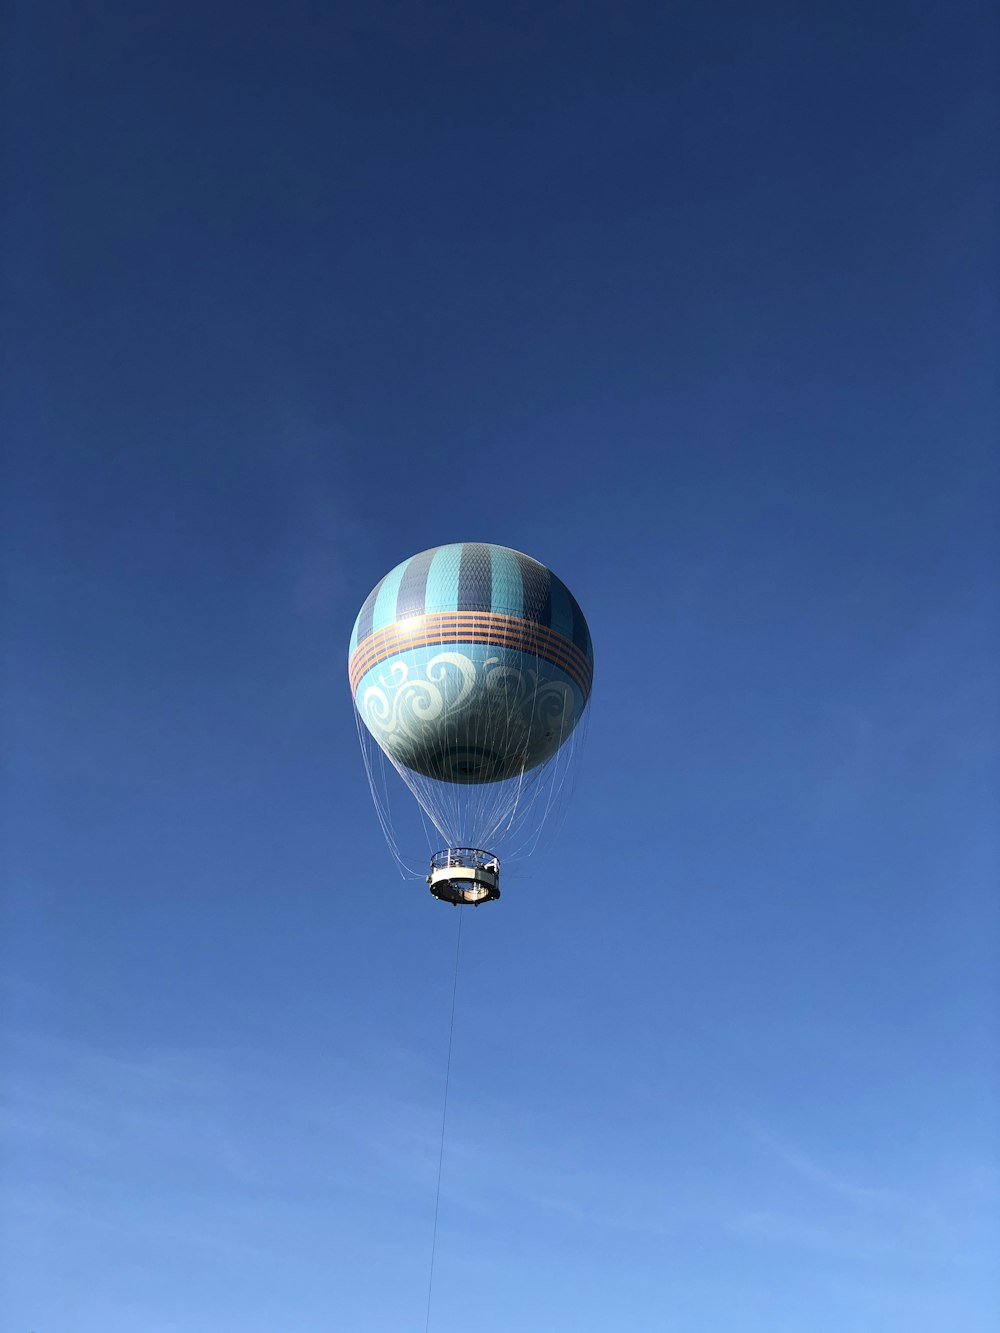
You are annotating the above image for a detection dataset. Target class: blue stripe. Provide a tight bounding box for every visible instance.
[489,546,524,617]
[371,558,409,633]
[353,576,384,647]
[569,590,592,657]
[457,543,493,612]
[516,552,552,628]
[420,545,462,614]
[395,547,439,620]
[548,573,574,641]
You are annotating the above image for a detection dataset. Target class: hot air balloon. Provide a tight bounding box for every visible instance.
[349,543,593,903]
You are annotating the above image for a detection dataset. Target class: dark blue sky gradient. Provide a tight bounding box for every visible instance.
[3,3,998,1330]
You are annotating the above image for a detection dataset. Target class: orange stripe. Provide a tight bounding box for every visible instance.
[350,611,592,682]
[350,612,592,696]
[351,611,590,678]
[353,621,588,671]
[352,613,591,668]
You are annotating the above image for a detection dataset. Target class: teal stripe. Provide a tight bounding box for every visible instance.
[424,544,462,613]
[548,574,574,640]
[349,617,359,656]
[489,545,524,617]
[371,558,409,632]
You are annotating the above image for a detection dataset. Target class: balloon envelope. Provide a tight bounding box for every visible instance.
[349,544,593,785]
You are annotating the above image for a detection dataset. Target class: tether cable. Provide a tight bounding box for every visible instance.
[424,907,464,1332]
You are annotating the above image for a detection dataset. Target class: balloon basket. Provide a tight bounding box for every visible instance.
[427,849,501,906]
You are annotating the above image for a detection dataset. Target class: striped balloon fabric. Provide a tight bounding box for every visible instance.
[350,543,593,785]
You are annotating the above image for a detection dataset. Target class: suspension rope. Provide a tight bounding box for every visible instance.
[424,907,464,1333]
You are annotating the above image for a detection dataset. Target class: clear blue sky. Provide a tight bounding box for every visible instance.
[2,2,997,1330]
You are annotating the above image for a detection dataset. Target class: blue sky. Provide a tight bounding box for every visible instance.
[2,2,997,1330]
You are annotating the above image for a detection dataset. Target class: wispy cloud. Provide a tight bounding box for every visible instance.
[727,1123,1000,1274]
[431,1124,684,1243]
[2,1024,692,1294]
[755,1128,899,1208]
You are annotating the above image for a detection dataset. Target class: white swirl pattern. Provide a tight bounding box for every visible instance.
[361,650,579,782]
